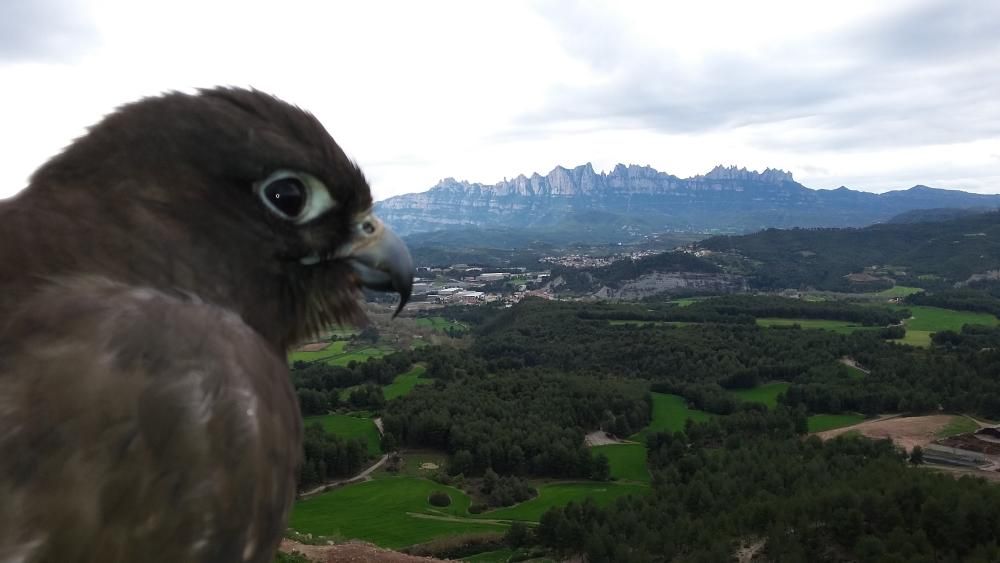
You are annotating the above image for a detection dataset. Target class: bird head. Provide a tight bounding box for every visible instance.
[12,87,413,349]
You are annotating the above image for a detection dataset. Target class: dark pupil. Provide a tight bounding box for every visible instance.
[264,178,306,217]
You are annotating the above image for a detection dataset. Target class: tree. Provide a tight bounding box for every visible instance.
[357,324,380,344]
[505,521,532,548]
[450,449,474,476]
[909,445,924,465]
[590,454,611,481]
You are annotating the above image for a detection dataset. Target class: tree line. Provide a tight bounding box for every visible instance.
[382,371,648,478]
[535,408,1000,562]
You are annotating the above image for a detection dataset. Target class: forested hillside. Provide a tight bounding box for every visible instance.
[699,211,1000,290]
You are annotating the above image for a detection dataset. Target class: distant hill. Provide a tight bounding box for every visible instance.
[376,163,1000,238]
[550,251,746,299]
[698,211,1000,291]
[887,207,995,224]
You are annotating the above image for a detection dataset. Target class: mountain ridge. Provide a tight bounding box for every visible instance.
[376,163,1000,237]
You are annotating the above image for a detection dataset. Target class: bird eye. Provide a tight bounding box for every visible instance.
[262,177,306,218]
[256,171,336,224]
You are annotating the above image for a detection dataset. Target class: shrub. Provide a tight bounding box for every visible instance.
[428,490,452,507]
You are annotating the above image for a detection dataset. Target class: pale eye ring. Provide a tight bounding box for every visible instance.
[255,170,336,224]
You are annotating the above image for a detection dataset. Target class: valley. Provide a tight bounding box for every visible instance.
[279,212,1000,562]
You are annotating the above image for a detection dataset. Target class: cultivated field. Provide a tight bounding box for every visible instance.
[875,286,924,298]
[290,341,394,366]
[590,443,650,483]
[303,414,382,455]
[290,340,347,363]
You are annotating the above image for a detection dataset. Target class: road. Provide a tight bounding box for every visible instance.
[299,453,390,498]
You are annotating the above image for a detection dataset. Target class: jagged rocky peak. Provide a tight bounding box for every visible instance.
[699,165,794,184]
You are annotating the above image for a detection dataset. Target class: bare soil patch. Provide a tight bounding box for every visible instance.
[297,342,330,352]
[419,462,440,470]
[584,430,631,447]
[816,415,954,452]
[280,539,453,562]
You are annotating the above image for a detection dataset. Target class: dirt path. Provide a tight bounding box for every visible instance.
[373,417,384,436]
[299,454,389,498]
[280,539,454,562]
[838,356,870,375]
[584,430,636,447]
[815,414,951,452]
[405,512,508,526]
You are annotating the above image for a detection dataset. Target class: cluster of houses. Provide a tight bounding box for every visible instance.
[540,249,663,269]
[412,265,553,306]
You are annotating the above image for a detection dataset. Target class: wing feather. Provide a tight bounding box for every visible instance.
[0,278,301,563]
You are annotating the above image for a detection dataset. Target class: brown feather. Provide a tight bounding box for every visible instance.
[0,88,386,562]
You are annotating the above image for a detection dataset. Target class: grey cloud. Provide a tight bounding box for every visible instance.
[0,0,99,63]
[521,0,1000,152]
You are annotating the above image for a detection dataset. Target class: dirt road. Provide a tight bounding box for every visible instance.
[299,454,389,498]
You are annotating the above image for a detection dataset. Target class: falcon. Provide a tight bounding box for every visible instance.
[0,88,413,563]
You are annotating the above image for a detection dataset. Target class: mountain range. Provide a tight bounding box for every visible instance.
[376,163,1000,238]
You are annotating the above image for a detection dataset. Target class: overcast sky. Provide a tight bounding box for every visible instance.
[2,0,999,200]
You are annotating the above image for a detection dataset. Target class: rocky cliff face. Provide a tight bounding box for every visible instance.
[592,272,749,300]
[376,163,1000,236]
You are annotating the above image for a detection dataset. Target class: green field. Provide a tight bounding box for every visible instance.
[291,476,647,548]
[303,414,382,455]
[807,413,866,433]
[875,286,924,298]
[901,306,998,332]
[843,363,867,380]
[290,478,503,548]
[729,382,790,409]
[631,393,713,440]
[894,330,933,347]
[289,341,393,366]
[289,340,348,363]
[590,444,649,483]
[480,482,648,522]
[756,318,876,334]
[415,316,468,333]
[327,346,393,366]
[890,306,999,347]
[384,365,432,400]
[936,415,980,438]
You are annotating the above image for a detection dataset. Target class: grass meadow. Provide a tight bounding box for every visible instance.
[891,305,999,347]
[289,477,503,548]
[479,482,648,522]
[384,365,432,400]
[936,415,980,438]
[630,393,713,440]
[807,413,866,433]
[302,413,382,455]
[729,382,790,409]
[590,443,650,483]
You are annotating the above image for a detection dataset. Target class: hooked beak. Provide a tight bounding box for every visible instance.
[337,215,414,317]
